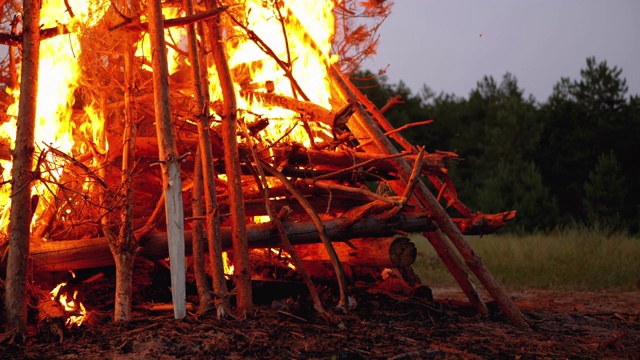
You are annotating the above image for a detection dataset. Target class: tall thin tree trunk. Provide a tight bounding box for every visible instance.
[109,33,137,322]
[190,148,214,314]
[185,0,229,316]
[4,0,40,336]
[148,0,186,319]
[205,0,252,317]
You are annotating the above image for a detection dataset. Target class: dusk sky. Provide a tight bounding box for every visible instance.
[360,0,640,102]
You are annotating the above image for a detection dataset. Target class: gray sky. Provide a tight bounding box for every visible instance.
[360,0,640,102]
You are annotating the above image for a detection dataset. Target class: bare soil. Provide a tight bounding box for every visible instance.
[2,284,638,359]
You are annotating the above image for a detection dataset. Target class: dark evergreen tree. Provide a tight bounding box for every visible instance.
[353,59,639,233]
[477,160,558,233]
[537,57,637,228]
[583,151,627,228]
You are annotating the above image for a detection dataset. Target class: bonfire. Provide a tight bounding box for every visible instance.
[1,0,526,339]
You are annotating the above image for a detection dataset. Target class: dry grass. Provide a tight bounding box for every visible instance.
[411,228,640,291]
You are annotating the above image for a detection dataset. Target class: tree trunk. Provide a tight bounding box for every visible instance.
[185,0,229,316]
[190,147,214,314]
[148,0,186,320]
[112,251,134,321]
[4,0,40,337]
[108,31,138,322]
[205,1,252,317]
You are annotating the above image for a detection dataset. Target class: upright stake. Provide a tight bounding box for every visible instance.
[109,31,138,322]
[185,0,229,316]
[330,66,528,328]
[205,1,252,316]
[4,0,40,336]
[147,0,186,319]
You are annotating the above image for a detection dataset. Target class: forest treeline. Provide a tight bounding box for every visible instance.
[353,57,640,234]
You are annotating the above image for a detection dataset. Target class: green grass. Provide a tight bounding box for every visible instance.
[411,227,640,291]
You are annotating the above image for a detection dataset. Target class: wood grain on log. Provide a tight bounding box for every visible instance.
[292,237,416,268]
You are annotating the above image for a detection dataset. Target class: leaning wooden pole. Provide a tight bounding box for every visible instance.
[205,1,253,317]
[424,230,488,315]
[147,0,186,319]
[329,66,529,328]
[4,0,40,337]
[328,72,489,316]
[330,67,488,316]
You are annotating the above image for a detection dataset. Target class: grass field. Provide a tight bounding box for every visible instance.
[411,227,640,291]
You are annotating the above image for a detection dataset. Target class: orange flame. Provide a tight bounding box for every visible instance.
[50,271,87,327]
[0,0,109,233]
[135,7,187,75]
[222,251,234,278]
[209,0,338,147]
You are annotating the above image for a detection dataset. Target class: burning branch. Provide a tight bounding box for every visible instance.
[379,95,405,114]
[0,25,70,46]
[108,6,229,32]
[226,12,312,106]
[332,0,392,75]
[260,161,351,313]
[241,121,329,319]
[241,91,340,129]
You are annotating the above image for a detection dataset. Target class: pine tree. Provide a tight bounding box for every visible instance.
[584,151,627,229]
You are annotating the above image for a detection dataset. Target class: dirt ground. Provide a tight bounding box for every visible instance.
[1,283,638,359]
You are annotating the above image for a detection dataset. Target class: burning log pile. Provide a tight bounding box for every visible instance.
[1,0,528,332]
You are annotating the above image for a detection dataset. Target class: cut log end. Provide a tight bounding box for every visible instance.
[388,237,417,268]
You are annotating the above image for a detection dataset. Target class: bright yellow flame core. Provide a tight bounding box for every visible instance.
[0,0,108,232]
[135,7,187,75]
[222,251,234,277]
[50,272,87,327]
[210,0,337,146]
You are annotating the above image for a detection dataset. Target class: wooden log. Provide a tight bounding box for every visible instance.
[292,237,416,268]
[23,210,514,272]
[241,91,337,128]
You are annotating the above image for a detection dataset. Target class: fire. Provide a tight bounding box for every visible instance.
[209,0,338,147]
[50,271,87,327]
[222,251,234,278]
[135,7,187,75]
[270,248,296,270]
[0,0,109,233]
[0,0,341,232]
